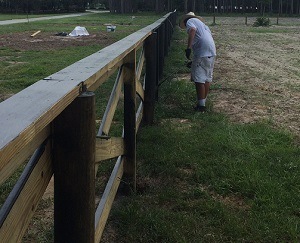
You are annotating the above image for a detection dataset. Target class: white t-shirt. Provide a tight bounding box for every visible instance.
[186,18,216,58]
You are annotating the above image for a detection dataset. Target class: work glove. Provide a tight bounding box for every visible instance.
[186,61,192,68]
[185,48,191,60]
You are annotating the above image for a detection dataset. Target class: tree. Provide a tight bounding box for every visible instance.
[1,0,300,15]
[109,0,137,13]
[260,0,272,15]
[184,0,188,12]
[155,0,164,12]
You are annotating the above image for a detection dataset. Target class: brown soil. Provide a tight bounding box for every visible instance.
[0,30,114,51]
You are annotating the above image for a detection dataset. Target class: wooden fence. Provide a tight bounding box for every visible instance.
[0,11,177,242]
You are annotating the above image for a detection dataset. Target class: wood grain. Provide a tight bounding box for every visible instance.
[0,126,50,186]
[94,157,124,243]
[99,69,124,136]
[95,137,125,162]
[0,142,53,243]
[53,92,95,243]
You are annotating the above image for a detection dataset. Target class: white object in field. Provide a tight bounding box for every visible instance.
[69,26,89,36]
[106,25,116,32]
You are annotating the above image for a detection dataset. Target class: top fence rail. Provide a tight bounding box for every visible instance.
[0,11,177,243]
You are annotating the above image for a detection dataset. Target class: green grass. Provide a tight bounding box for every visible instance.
[0,46,105,94]
[0,12,160,97]
[1,14,300,242]
[111,116,300,241]
[103,25,300,242]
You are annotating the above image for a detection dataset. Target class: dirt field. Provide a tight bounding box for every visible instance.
[0,30,113,51]
[211,17,300,140]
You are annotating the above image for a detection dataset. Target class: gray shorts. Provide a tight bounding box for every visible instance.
[191,56,215,83]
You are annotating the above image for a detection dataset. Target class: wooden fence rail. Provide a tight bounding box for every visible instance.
[0,11,177,242]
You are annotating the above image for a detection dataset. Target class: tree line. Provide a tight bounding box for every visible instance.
[71,0,300,15]
[0,0,299,15]
[0,0,87,13]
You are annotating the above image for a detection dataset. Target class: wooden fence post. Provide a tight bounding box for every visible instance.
[123,51,137,193]
[172,12,177,32]
[167,16,172,47]
[158,24,165,80]
[53,91,95,243]
[164,20,169,57]
[144,32,158,124]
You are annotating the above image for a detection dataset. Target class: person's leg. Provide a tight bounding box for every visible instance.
[201,57,215,109]
[205,82,210,98]
[195,82,205,100]
[192,58,209,111]
[204,56,215,99]
[195,82,206,111]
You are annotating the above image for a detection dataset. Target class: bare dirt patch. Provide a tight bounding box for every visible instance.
[199,184,251,210]
[211,18,300,138]
[0,31,114,51]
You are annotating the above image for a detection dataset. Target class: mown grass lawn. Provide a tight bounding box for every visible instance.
[0,12,160,99]
[102,19,300,242]
[0,13,299,242]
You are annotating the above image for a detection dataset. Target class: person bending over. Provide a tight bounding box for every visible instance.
[180,12,216,112]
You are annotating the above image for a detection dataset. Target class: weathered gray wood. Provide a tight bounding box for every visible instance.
[0,13,172,168]
[53,92,96,243]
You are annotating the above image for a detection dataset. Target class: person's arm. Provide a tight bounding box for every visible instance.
[187,27,196,49]
[185,27,196,60]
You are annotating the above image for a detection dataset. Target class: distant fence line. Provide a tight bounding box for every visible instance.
[209,15,300,25]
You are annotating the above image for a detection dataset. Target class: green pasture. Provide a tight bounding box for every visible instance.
[0,12,160,97]
[0,13,299,242]
[106,27,300,242]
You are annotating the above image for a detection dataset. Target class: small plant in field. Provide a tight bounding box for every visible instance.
[253,17,270,27]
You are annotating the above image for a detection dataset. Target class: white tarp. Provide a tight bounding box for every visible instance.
[69,26,89,37]
[106,25,116,32]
